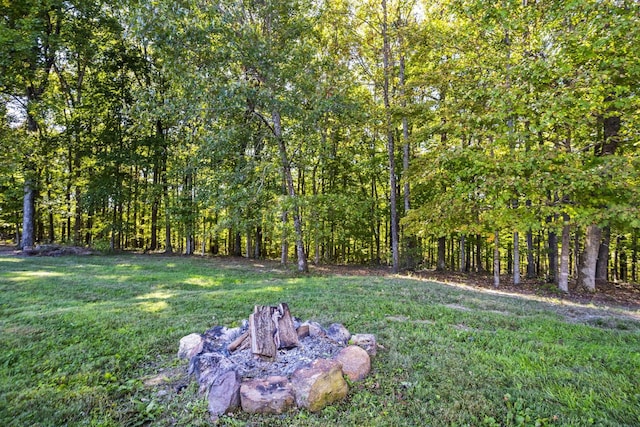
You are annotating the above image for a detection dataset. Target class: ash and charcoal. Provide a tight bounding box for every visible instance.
[178,304,376,418]
[230,333,344,378]
[190,319,347,380]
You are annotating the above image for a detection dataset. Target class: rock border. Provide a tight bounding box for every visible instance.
[178,307,377,420]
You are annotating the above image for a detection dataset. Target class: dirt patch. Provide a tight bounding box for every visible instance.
[409,270,640,312]
[142,366,191,397]
[0,244,19,256]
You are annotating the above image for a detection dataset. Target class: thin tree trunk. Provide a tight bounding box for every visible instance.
[460,235,466,273]
[150,121,163,251]
[150,166,159,250]
[73,149,82,245]
[632,231,637,283]
[493,231,500,288]
[235,231,242,257]
[163,176,172,254]
[579,225,601,292]
[548,229,558,283]
[47,180,54,243]
[596,226,610,282]
[475,234,483,272]
[255,225,262,259]
[559,215,570,293]
[574,227,582,277]
[513,231,520,285]
[382,0,399,273]
[399,39,416,270]
[613,235,620,283]
[437,237,446,271]
[273,110,308,273]
[21,179,36,250]
[21,114,39,250]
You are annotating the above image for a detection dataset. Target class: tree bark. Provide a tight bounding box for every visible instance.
[460,235,466,273]
[548,229,558,283]
[21,110,40,250]
[493,231,500,288]
[578,225,601,292]
[475,234,483,272]
[249,306,278,360]
[281,209,288,265]
[273,110,308,273]
[513,231,520,285]
[255,226,262,259]
[437,236,446,271]
[21,178,36,250]
[559,215,570,293]
[596,226,610,282]
[233,231,242,257]
[150,169,159,251]
[632,231,637,283]
[275,303,299,349]
[399,38,417,270]
[382,0,399,273]
[163,172,172,254]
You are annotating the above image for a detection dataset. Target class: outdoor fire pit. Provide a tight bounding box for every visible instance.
[178,303,377,420]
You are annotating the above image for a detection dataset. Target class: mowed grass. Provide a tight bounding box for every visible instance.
[1,255,639,427]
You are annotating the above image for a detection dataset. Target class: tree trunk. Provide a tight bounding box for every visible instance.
[632,231,637,283]
[559,215,570,293]
[548,225,558,283]
[21,179,36,250]
[280,210,288,265]
[150,178,158,251]
[163,179,172,254]
[382,0,399,273]
[613,235,619,283]
[273,110,308,273]
[460,235,466,273]
[578,225,601,292]
[437,236,446,271]
[246,229,252,258]
[255,226,262,259]
[399,40,417,270]
[493,231,500,288]
[596,226,610,282]
[230,231,240,257]
[475,234,483,272]
[513,231,520,285]
[574,227,581,277]
[21,113,39,250]
[73,148,82,245]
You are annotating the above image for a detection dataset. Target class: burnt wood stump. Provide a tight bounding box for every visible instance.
[249,303,299,360]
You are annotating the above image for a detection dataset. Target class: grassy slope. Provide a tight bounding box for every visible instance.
[0,254,638,427]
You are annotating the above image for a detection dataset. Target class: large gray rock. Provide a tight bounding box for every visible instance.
[304,321,326,338]
[240,376,295,414]
[291,358,348,412]
[349,333,377,356]
[208,370,241,418]
[327,323,350,345]
[334,345,370,381]
[178,333,203,360]
[190,353,237,394]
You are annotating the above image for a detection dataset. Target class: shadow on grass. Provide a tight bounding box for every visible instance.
[1,254,639,426]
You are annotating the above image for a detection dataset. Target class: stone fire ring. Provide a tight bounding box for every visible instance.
[177,303,377,420]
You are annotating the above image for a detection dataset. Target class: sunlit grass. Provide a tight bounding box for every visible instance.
[0,254,639,426]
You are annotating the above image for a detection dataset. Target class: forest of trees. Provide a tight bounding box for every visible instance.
[1,0,639,292]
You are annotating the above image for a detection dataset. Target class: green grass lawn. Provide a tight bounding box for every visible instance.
[1,254,639,426]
